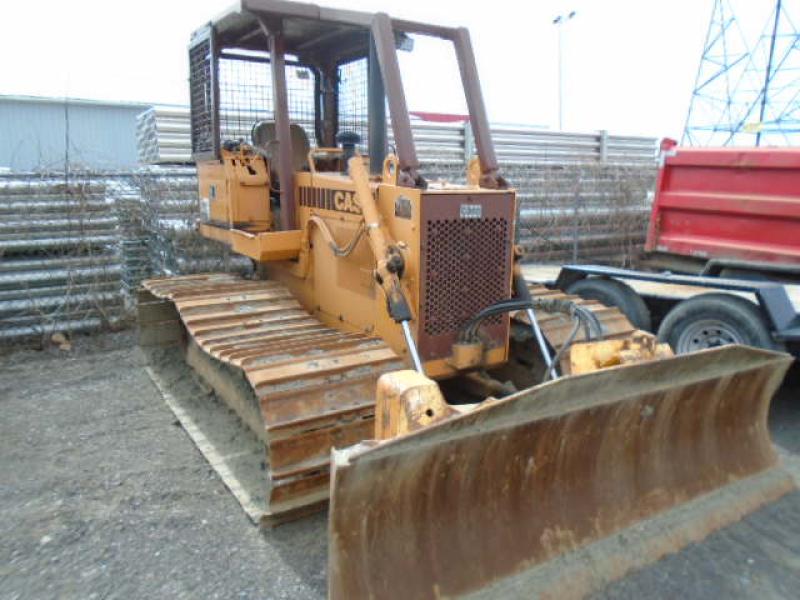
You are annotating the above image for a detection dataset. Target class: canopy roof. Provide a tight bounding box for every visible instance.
[205,0,454,62]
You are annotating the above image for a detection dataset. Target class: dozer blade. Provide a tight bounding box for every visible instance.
[329,345,794,600]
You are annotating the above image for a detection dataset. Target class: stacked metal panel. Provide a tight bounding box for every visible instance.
[419,161,655,265]
[136,107,193,164]
[390,121,466,164]
[133,112,457,165]
[137,106,321,164]
[136,106,657,167]
[0,174,126,340]
[406,123,656,166]
[490,127,655,165]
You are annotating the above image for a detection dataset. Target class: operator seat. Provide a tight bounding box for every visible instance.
[251,120,311,172]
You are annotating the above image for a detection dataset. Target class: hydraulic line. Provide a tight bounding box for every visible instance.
[459,295,604,381]
[460,298,603,343]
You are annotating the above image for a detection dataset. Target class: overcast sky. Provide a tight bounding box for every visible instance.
[0,0,775,138]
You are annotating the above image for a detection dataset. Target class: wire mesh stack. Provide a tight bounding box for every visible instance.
[0,173,127,340]
[418,161,654,266]
[109,176,152,301]
[0,167,255,342]
[135,166,253,277]
[511,163,655,265]
[0,161,653,342]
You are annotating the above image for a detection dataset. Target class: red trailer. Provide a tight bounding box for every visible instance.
[644,143,800,279]
[530,144,800,357]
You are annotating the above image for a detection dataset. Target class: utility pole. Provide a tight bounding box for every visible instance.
[553,10,576,131]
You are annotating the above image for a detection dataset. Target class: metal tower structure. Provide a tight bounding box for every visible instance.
[683,0,800,146]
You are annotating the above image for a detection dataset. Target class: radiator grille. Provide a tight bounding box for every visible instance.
[422,217,512,337]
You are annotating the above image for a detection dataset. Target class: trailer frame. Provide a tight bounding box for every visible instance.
[554,264,800,347]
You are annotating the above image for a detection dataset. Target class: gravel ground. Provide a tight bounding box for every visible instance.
[0,331,798,599]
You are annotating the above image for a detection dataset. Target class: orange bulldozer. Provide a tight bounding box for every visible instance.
[138,1,795,597]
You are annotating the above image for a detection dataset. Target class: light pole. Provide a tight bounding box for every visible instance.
[553,10,577,130]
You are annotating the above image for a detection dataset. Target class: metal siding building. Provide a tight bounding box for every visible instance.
[0,95,150,172]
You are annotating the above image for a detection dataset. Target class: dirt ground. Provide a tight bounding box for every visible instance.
[1,331,799,599]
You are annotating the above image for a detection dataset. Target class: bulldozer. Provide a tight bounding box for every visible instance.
[138,1,796,597]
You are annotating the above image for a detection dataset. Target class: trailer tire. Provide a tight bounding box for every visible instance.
[566,277,652,331]
[657,293,777,354]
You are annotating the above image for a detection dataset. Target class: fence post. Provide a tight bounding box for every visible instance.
[463,121,474,165]
[599,129,608,163]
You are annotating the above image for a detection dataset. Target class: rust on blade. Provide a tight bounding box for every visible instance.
[142,273,405,522]
[329,345,794,600]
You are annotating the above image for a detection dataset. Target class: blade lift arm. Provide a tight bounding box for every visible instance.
[349,156,424,373]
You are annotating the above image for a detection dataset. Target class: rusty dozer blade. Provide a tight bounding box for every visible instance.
[329,345,795,600]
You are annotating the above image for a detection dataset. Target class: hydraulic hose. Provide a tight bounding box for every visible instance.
[458,295,605,382]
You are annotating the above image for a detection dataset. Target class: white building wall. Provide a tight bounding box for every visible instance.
[0,96,150,172]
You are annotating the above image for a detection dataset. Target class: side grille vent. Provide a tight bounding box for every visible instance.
[418,194,515,361]
[423,218,511,335]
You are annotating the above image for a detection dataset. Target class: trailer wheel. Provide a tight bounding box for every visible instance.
[657,293,776,354]
[566,277,652,331]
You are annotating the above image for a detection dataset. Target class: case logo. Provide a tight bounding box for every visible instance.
[299,186,363,214]
[333,190,361,214]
